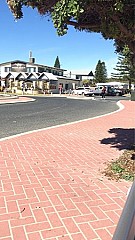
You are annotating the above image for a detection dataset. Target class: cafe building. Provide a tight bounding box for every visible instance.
[0,56,80,94]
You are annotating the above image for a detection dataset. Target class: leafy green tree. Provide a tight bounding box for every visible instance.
[7,0,135,60]
[54,56,61,68]
[82,79,90,87]
[94,60,107,83]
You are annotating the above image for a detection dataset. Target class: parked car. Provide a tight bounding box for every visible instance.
[93,86,123,96]
[93,87,102,95]
[73,87,94,96]
[107,86,123,96]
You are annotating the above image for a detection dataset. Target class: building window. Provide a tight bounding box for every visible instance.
[46,68,51,73]
[50,80,57,89]
[38,67,45,73]
[27,67,36,73]
[5,67,11,72]
[57,71,63,76]
[52,70,57,75]
[76,75,80,79]
[50,85,56,89]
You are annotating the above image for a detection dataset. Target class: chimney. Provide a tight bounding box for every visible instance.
[29,51,35,63]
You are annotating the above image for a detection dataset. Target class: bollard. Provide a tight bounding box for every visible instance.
[131,90,135,101]
[112,181,135,240]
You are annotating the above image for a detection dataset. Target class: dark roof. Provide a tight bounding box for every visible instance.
[0,60,27,66]
[76,71,94,77]
[0,60,67,71]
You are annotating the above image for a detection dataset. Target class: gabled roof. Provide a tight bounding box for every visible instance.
[38,73,49,80]
[2,72,15,79]
[1,72,28,79]
[27,72,39,79]
[15,72,28,79]
[39,72,58,80]
[1,71,58,81]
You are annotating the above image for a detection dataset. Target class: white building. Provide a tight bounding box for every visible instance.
[0,57,81,94]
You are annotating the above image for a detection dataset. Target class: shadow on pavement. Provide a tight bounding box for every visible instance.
[100,128,135,150]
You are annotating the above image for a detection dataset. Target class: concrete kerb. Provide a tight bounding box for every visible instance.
[66,95,95,100]
[0,96,36,105]
[0,100,125,142]
[0,93,95,105]
[20,93,95,100]
[0,94,18,99]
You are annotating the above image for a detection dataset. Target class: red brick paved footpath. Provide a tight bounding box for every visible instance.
[0,100,134,240]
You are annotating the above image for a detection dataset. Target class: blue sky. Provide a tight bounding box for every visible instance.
[0,0,118,77]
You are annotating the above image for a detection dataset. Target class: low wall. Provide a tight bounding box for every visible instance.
[12,89,39,95]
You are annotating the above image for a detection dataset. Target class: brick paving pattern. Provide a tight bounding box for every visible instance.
[0,100,134,239]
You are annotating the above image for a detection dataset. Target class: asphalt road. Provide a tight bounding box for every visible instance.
[0,95,128,139]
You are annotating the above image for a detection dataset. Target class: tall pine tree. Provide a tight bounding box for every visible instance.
[111,55,129,80]
[94,60,107,83]
[111,45,135,90]
[54,56,61,68]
